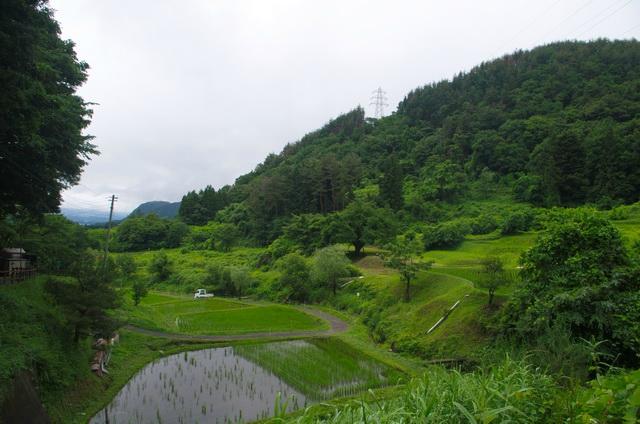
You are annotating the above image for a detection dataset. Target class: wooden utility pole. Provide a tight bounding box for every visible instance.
[103,194,118,267]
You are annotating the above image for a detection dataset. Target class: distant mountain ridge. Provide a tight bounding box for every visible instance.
[61,208,127,225]
[128,201,181,218]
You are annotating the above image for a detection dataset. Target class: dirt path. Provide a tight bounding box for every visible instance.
[124,305,348,342]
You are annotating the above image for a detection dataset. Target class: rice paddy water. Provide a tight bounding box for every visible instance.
[90,339,400,423]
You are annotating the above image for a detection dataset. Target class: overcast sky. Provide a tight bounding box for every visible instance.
[52,0,640,213]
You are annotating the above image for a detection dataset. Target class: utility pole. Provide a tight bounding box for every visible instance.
[103,194,118,267]
[370,87,388,119]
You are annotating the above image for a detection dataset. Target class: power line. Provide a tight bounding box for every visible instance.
[573,0,635,38]
[369,87,388,119]
[492,0,564,57]
[539,0,594,41]
[565,0,629,38]
[621,22,640,37]
[574,0,635,38]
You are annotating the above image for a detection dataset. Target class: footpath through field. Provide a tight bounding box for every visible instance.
[124,306,348,341]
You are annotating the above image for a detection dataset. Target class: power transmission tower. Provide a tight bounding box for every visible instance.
[370,87,388,119]
[103,194,118,266]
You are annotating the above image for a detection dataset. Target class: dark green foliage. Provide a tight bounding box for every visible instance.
[128,201,180,219]
[513,174,545,204]
[210,223,240,252]
[470,214,498,235]
[0,278,90,404]
[148,251,171,283]
[572,368,640,422]
[275,253,311,302]
[502,209,640,365]
[422,220,469,250]
[500,209,536,235]
[17,214,92,274]
[179,185,230,225]
[45,252,119,342]
[115,214,188,251]
[334,201,396,256]
[116,254,136,278]
[131,281,148,306]
[379,155,404,209]
[283,214,330,255]
[399,40,640,206]
[0,0,96,217]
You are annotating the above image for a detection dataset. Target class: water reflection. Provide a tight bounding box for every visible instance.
[90,346,306,424]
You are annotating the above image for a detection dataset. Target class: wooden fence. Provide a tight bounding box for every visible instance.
[0,268,37,285]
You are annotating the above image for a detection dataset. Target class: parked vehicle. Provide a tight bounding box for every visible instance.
[194,288,214,299]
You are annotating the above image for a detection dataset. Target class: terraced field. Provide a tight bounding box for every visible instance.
[126,292,328,335]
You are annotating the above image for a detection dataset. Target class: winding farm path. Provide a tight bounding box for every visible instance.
[124,306,348,342]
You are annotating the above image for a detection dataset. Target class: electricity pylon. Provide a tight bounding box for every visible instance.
[370,87,388,119]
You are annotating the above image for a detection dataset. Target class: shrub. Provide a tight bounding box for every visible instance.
[573,369,640,422]
[275,253,311,302]
[148,251,172,283]
[423,220,469,249]
[116,254,137,279]
[131,281,148,306]
[501,208,640,365]
[470,214,498,235]
[500,209,535,235]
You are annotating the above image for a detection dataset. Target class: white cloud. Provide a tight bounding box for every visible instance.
[51,0,640,211]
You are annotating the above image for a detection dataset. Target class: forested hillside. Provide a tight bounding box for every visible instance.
[179,39,640,245]
[128,201,180,219]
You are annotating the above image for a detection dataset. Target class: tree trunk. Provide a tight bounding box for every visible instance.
[488,289,494,305]
[404,278,411,302]
[332,279,337,296]
[74,323,81,344]
[353,240,364,257]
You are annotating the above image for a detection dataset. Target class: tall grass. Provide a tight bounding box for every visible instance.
[286,356,560,423]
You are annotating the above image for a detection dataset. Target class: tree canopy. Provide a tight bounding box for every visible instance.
[0,0,95,217]
[502,209,640,365]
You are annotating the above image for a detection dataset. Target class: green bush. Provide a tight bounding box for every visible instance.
[471,214,499,235]
[274,253,312,302]
[423,220,470,249]
[500,209,535,235]
[573,369,640,423]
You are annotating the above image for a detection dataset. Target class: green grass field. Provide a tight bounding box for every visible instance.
[422,231,536,268]
[126,291,328,335]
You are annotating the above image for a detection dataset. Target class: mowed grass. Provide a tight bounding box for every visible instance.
[126,291,328,335]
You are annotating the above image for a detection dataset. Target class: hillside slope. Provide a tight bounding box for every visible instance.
[180,40,640,243]
[128,201,181,219]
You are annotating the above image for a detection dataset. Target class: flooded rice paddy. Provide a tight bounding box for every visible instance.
[91,339,401,424]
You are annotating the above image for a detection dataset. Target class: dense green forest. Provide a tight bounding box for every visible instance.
[1,1,640,421]
[178,39,640,245]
